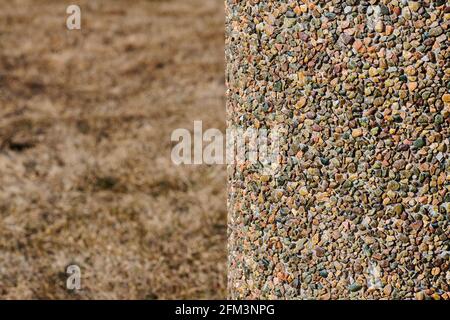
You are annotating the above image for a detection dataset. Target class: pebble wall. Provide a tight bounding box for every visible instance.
[226,0,449,299]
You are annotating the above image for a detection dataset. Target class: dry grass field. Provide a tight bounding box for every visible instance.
[0,0,226,299]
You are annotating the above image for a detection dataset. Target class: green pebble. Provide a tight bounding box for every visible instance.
[414,137,425,149]
[434,114,443,125]
[370,127,380,135]
[319,270,328,278]
[348,283,362,292]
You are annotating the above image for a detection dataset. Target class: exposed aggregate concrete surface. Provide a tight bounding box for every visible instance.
[227,0,449,299]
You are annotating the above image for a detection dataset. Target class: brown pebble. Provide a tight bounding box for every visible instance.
[384,284,393,296]
[352,128,363,138]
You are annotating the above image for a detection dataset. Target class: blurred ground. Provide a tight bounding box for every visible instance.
[0,0,226,299]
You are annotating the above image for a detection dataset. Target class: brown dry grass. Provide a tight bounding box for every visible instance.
[0,0,226,299]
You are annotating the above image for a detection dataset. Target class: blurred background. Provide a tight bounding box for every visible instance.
[0,0,226,299]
